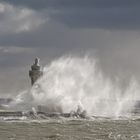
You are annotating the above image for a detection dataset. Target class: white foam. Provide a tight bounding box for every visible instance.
[10,56,140,118]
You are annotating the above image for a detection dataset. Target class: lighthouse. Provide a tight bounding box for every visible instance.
[29,58,43,85]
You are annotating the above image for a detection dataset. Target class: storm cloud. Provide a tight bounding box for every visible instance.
[0,0,140,96]
[2,0,140,29]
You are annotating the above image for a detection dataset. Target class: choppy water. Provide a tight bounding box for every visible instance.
[2,56,140,139]
[0,118,140,140]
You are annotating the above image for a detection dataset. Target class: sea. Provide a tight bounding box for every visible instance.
[1,56,140,140]
[0,117,140,140]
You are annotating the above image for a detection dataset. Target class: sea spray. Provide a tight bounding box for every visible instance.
[10,56,140,117]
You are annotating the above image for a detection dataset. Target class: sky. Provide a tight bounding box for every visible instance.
[0,0,140,96]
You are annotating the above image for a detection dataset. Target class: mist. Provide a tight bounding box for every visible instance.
[8,55,140,118]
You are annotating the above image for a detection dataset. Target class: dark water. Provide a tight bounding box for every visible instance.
[0,118,140,140]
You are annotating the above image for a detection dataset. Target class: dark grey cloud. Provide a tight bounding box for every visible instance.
[52,8,140,29]
[2,0,140,9]
[2,0,140,29]
[0,1,140,96]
